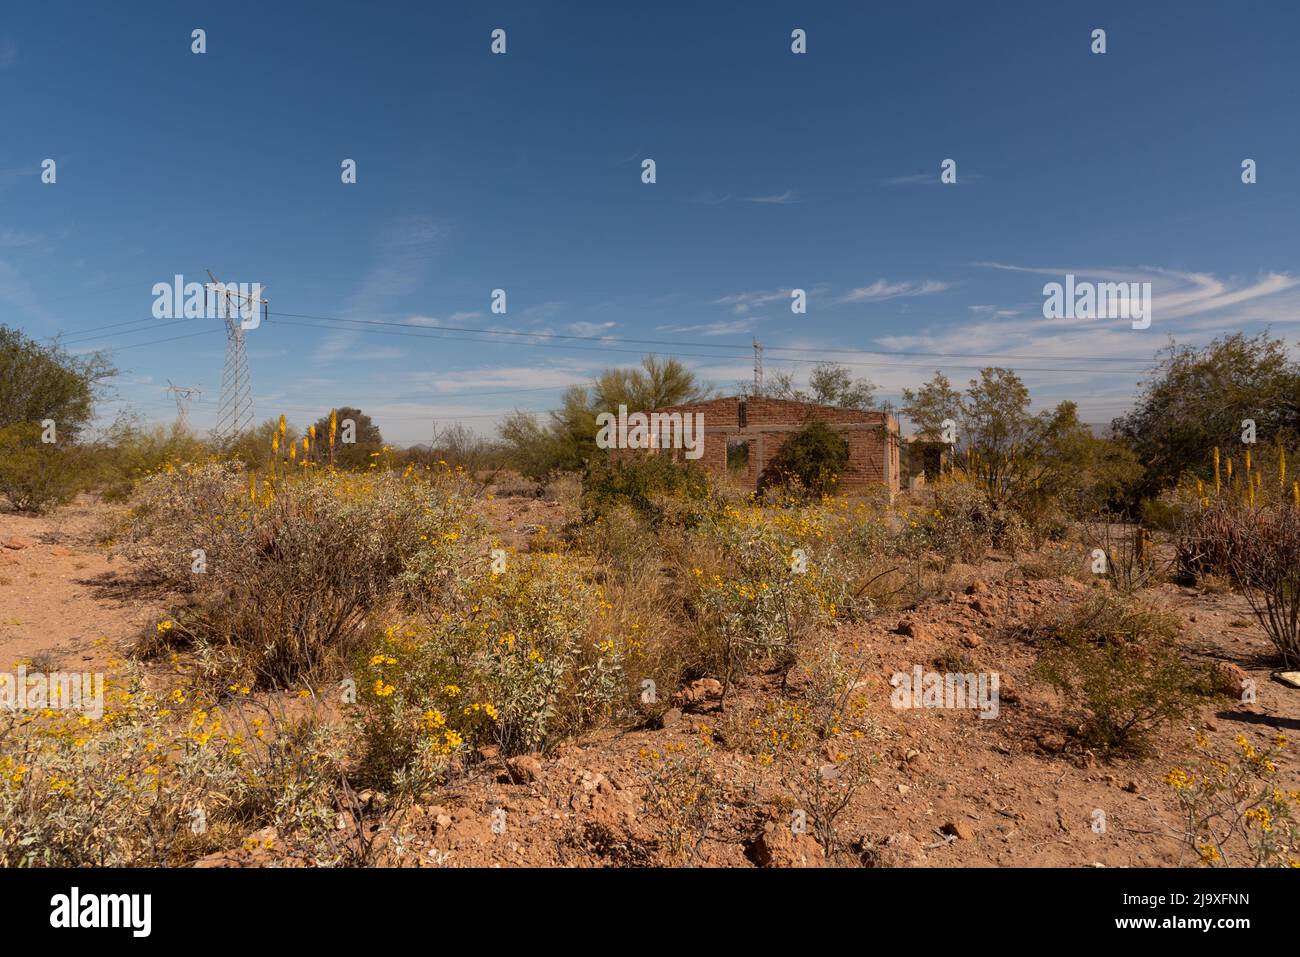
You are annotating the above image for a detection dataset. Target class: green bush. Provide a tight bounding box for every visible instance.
[580,454,713,526]
[0,423,86,513]
[1034,593,1214,754]
[94,417,212,501]
[759,421,849,498]
[357,553,629,788]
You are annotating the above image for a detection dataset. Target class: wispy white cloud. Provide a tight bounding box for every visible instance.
[742,190,798,204]
[969,304,1022,319]
[566,321,616,337]
[974,262,1300,322]
[352,346,408,361]
[837,279,949,304]
[404,364,591,393]
[713,289,794,315]
[656,319,757,336]
[312,216,447,365]
[879,172,981,186]
[692,189,799,206]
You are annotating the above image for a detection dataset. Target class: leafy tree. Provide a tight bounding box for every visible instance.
[496,411,568,479]
[807,363,878,409]
[500,355,710,478]
[747,363,877,409]
[906,367,1137,520]
[309,407,384,469]
[900,370,963,441]
[0,326,113,511]
[0,325,113,438]
[1113,333,1300,500]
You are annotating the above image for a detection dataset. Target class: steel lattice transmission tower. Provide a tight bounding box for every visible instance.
[752,338,764,392]
[206,270,265,443]
[164,380,202,429]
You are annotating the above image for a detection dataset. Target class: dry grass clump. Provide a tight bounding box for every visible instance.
[116,461,486,689]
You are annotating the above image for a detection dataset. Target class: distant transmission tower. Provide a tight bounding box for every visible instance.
[206,270,264,442]
[752,338,764,393]
[164,380,202,429]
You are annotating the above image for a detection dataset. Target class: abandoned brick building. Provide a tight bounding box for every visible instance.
[616,396,901,497]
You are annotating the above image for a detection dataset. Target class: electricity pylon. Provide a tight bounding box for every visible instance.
[164,380,202,429]
[206,270,265,443]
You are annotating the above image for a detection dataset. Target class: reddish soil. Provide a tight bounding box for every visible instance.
[4,497,1296,868]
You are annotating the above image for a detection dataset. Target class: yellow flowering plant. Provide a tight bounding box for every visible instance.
[1166,731,1300,867]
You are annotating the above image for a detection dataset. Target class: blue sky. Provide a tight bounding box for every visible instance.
[3,0,1298,443]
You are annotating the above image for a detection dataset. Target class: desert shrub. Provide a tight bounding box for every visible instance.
[1218,506,1300,668]
[117,462,485,688]
[1176,500,1300,666]
[1166,730,1300,867]
[1083,517,1164,595]
[1016,540,1090,581]
[901,477,1027,568]
[570,503,660,583]
[639,736,723,865]
[0,423,88,513]
[580,454,713,526]
[1142,486,1199,534]
[685,505,846,697]
[356,552,629,787]
[542,471,583,504]
[93,417,211,501]
[1176,500,1243,584]
[734,641,878,859]
[0,667,347,867]
[1034,593,1214,754]
[759,421,849,498]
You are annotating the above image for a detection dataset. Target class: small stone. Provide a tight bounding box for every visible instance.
[748,820,824,868]
[657,707,684,730]
[941,820,974,841]
[507,755,542,783]
[1211,661,1249,698]
[670,678,724,706]
[896,619,931,641]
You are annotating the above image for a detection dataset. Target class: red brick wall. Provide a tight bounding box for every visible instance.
[607,396,900,496]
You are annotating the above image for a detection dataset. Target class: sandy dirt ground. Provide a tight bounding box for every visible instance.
[3,496,1296,868]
